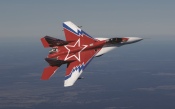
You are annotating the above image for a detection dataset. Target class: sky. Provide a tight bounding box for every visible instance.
[0,0,175,38]
[1,1,175,109]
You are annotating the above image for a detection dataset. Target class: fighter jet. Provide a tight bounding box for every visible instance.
[41,21,143,87]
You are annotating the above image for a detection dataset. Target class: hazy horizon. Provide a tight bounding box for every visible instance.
[1,0,175,38]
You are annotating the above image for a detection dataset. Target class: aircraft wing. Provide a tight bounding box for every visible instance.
[63,21,101,87]
[64,49,99,87]
[63,21,98,45]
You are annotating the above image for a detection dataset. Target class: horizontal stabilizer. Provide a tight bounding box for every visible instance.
[41,36,68,48]
[41,66,58,80]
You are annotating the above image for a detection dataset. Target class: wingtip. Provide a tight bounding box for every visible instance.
[64,79,75,87]
[64,83,74,87]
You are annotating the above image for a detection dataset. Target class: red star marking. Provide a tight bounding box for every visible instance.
[64,39,87,62]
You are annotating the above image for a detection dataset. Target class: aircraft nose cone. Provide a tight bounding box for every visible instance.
[126,37,143,44]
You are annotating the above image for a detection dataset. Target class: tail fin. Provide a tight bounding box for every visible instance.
[41,66,58,80]
[41,36,68,48]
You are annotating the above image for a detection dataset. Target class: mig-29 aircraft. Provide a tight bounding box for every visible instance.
[41,21,143,87]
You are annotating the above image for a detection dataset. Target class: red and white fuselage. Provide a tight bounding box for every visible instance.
[40,21,143,87]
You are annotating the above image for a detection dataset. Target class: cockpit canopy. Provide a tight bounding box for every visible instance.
[107,38,128,44]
